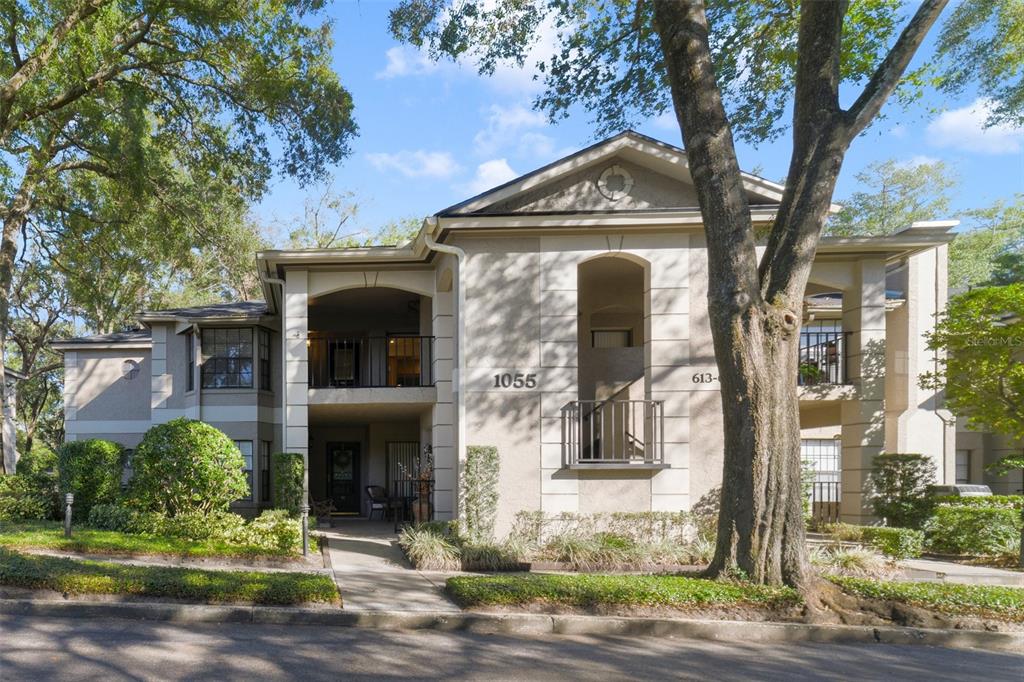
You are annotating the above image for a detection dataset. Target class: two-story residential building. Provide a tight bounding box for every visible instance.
[54,131,964,529]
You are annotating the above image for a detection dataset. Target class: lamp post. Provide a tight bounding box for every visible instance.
[300,503,310,556]
[63,493,74,538]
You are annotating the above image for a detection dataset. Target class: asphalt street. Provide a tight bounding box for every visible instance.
[0,614,1020,681]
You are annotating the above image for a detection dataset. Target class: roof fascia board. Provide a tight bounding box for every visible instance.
[51,342,152,351]
[436,208,779,230]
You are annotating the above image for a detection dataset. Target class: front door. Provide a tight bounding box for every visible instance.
[327,442,361,514]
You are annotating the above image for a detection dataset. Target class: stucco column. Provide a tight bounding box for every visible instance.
[840,259,887,523]
[889,245,953,483]
[283,270,310,501]
[431,260,457,519]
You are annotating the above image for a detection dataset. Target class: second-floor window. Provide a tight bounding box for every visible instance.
[186,332,195,392]
[259,329,271,391]
[202,328,253,388]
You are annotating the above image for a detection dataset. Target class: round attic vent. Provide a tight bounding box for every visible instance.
[121,359,140,380]
[597,164,634,201]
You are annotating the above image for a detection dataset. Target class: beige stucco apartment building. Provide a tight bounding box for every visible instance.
[54,132,1013,528]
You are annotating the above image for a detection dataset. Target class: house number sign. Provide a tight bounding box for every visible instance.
[492,372,538,389]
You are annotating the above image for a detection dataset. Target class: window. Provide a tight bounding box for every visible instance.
[260,441,271,504]
[956,449,971,484]
[801,438,840,502]
[185,332,195,392]
[235,440,254,501]
[259,329,271,391]
[592,329,632,348]
[201,328,253,388]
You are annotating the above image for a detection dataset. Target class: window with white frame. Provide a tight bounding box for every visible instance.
[801,438,840,502]
[956,449,971,484]
[235,440,254,501]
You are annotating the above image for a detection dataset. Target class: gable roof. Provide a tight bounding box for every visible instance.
[436,130,788,217]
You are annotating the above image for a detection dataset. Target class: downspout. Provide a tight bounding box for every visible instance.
[265,271,310,553]
[423,219,466,521]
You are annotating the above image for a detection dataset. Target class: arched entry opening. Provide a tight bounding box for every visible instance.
[568,256,662,465]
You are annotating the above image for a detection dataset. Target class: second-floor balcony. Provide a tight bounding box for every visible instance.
[561,399,666,468]
[798,330,851,386]
[308,335,435,388]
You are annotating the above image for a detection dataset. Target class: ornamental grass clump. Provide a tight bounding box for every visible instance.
[398,524,461,571]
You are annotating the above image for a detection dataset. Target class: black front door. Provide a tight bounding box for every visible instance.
[327,442,361,514]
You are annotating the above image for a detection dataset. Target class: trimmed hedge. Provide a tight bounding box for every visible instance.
[933,495,1024,509]
[0,474,53,521]
[272,452,304,516]
[126,419,248,515]
[858,526,924,560]
[923,506,1022,556]
[57,440,124,519]
[820,523,924,559]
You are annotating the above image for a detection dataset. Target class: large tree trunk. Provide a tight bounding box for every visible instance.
[652,0,846,590]
[652,0,946,591]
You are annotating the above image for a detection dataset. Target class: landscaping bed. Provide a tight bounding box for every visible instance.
[0,521,313,562]
[0,548,339,606]
[446,573,1024,631]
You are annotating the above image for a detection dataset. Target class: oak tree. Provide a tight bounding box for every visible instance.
[389,0,1023,595]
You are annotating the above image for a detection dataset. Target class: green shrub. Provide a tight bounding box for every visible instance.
[398,524,460,570]
[924,506,1022,556]
[0,475,53,521]
[867,453,936,528]
[57,440,124,520]
[859,526,924,559]
[86,504,137,532]
[932,495,1024,509]
[832,576,1024,622]
[460,445,499,544]
[235,510,302,553]
[272,453,304,516]
[126,418,248,516]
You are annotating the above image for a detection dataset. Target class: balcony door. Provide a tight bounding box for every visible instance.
[327,442,361,514]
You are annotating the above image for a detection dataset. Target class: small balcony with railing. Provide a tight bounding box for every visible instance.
[308,335,434,388]
[798,327,851,387]
[306,287,436,405]
[560,399,667,469]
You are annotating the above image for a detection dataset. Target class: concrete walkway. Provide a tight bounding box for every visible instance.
[321,521,459,613]
[900,557,1024,587]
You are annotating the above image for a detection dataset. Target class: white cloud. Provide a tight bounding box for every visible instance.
[926,98,1024,155]
[376,46,442,79]
[366,150,461,179]
[473,104,547,156]
[889,124,907,139]
[460,159,518,195]
[898,155,941,168]
[516,131,557,159]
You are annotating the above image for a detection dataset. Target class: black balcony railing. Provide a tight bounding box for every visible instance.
[308,335,435,388]
[561,399,665,466]
[798,331,851,386]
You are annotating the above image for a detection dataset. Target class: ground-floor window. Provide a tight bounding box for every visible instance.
[802,438,840,523]
[235,440,254,501]
[260,441,271,503]
[955,449,971,484]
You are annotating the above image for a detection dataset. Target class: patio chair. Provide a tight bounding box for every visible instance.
[365,485,391,520]
[309,497,335,520]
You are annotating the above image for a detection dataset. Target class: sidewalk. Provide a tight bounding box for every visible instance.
[900,558,1024,587]
[322,521,459,613]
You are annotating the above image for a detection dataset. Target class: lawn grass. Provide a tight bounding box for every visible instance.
[0,521,296,559]
[831,576,1024,622]
[0,548,339,606]
[446,573,801,610]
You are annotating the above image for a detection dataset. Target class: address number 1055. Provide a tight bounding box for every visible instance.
[493,372,537,389]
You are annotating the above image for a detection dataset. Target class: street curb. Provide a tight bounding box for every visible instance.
[1,598,1021,654]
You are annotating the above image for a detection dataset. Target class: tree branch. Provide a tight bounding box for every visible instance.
[844,0,950,137]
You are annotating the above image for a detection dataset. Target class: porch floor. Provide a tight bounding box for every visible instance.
[321,520,459,613]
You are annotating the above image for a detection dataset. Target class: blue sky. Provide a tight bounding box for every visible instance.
[256,2,1024,237]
